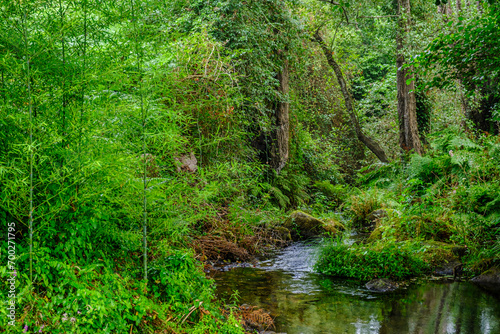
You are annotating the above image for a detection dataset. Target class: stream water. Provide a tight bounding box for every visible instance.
[213,239,500,334]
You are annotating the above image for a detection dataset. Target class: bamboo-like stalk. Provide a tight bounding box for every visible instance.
[131,0,148,281]
[59,0,67,162]
[22,1,34,283]
[1,70,5,105]
[78,0,88,188]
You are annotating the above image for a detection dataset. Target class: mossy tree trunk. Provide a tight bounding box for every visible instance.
[396,0,423,155]
[271,59,290,173]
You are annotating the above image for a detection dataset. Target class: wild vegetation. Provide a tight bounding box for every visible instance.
[0,0,499,333]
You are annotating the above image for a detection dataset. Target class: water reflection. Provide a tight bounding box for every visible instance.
[213,241,500,334]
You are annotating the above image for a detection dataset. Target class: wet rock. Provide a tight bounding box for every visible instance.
[471,266,500,295]
[451,245,468,258]
[419,241,467,278]
[284,211,339,240]
[365,278,399,292]
[434,260,462,277]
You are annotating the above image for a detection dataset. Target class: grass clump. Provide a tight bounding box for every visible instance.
[315,240,430,280]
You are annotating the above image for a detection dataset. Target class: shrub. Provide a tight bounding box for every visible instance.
[348,189,383,226]
[313,180,348,208]
[315,240,429,280]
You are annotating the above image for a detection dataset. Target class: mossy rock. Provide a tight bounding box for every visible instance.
[471,266,500,295]
[365,278,399,292]
[420,241,468,275]
[284,211,340,240]
[367,226,383,242]
[323,217,346,234]
[273,226,292,241]
[367,209,388,222]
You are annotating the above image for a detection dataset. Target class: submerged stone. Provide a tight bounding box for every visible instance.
[365,278,399,292]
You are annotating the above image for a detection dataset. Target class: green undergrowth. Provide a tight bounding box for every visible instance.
[318,130,500,279]
[316,239,430,280]
[0,242,244,333]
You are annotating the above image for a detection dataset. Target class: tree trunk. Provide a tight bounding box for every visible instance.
[396,0,423,155]
[477,1,483,13]
[271,60,290,173]
[447,2,454,16]
[456,0,462,13]
[313,31,389,163]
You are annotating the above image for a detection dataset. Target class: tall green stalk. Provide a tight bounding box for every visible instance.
[1,69,5,105]
[78,0,88,190]
[22,1,34,283]
[131,0,148,281]
[59,0,67,163]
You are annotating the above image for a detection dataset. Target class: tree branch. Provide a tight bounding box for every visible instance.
[313,31,389,163]
[317,0,349,24]
[359,15,399,18]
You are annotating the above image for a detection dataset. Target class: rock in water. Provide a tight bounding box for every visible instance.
[471,266,500,295]
[284,211,325,240]
[365,278,398,292]
[434,260,462,277]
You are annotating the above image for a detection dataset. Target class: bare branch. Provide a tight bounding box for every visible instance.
[317,0,349,23]
[317,0,341,5]
[312,31,389,163]
[359,15,399,18]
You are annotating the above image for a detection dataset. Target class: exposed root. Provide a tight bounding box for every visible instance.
[223,305,274,332]
[240,226,291,255]
[193,235,251,262]
[192,211,292,263]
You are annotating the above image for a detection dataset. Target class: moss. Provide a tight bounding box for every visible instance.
[323,217,345,234]
[273,226,292,241]
[284,211,343,239]
[419,241,458,267]
[367,227,383,242]
[284,210,324,239]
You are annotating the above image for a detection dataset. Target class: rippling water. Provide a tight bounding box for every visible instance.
[213,240,500,334]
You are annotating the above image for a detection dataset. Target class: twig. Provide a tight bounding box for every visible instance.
[180,301,203,324]
[359,15,399,18]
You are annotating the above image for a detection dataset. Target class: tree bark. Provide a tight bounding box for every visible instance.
[271,59,290,173]
[477,1,483,13]
[313,31,389,163]
[396,0,423,155]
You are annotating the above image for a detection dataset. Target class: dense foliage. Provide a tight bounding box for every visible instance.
[1,0,499,332]
[316,239,429,280]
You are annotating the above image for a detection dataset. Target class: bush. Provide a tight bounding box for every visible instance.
[313,180,348,209]
[315,240,429,280]
[348,189,383,226]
